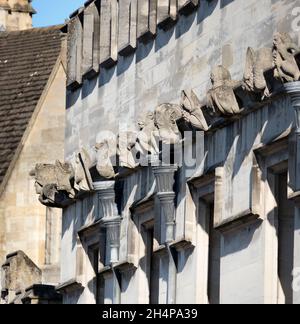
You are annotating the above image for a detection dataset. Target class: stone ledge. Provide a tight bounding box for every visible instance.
[112,260,137,273]
[169,237,194,251]
[215,211,261,233]
[77,219,101,237]
[56,279,83,293]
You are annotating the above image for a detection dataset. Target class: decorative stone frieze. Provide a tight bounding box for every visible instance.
[94,181,121,264]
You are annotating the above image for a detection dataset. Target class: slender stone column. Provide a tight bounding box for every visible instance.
[94,181,121,264]
[285,82,300,304]
[94,181,121,304]
[285,82,300,194]
[152,165,178,243]
[152,164,178,304]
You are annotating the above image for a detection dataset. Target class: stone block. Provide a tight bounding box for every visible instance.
[157,0,177,29]
[99,0,118,68]
[137,0,157,42]
[82,2,100,78]
[118,0,138,56]
[67,16,83,89]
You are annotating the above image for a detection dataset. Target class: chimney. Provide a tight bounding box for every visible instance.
[0,0,36,32]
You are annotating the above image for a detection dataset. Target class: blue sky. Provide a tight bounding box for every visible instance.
[32,0,85,27]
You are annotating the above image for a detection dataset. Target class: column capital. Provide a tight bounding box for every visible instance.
[284,81,300,133]
[93,181,115,192]
[152,164,178,193]
[283,81,300,96]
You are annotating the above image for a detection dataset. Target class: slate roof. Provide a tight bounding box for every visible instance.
[0,26,64,185]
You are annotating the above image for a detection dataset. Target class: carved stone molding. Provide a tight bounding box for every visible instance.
[94,181,121,263]
[152,164,178,242]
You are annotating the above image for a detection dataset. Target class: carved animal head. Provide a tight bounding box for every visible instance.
[138,112,155,130]
[154,104,182,144]
[210,65,232,87]
[94,139,116,179]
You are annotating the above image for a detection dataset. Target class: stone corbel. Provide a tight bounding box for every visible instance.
[152,164,178,243]
[94,181,121,264]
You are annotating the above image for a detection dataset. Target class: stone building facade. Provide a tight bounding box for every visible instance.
[31,0,300,304]
[0,1,66,303]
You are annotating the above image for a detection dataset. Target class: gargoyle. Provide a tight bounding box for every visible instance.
[30,161,74,208]
[207,65,241,116]
[243,47,274,99]
[135,112,159,156]
[154,103,182,144]
[94,139,116,179]
[72,148,94,192]
[118,131,138,169]
[181,89,209,131]
[273,32,300,83]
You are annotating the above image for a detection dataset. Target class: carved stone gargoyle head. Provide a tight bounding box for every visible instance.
[273,32,300,83]
[154,103,182,145]
[30,161,75,208]
[136,112,159,156]
[207,65,241,116]
[243,47,274,99]
[94,138,116,180]
[117,131,138,169]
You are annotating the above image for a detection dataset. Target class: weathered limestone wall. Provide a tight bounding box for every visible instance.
[65,0,299,160]
[0,63,66,283]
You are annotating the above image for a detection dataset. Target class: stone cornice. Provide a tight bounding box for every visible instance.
[66,0,200,89]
